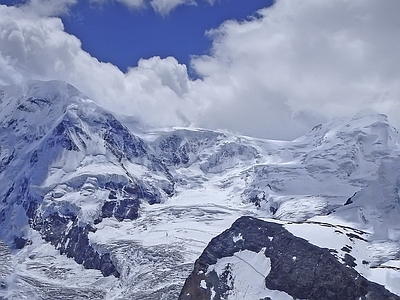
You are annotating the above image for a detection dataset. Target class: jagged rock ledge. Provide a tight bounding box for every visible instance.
[179,216,400,300]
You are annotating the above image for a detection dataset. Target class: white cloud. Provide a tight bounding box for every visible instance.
[0,4,195,129]
[22,0,78,16]
[90,0,208,15]
[188,0,400,139]
[89,0,145,10]
[12,0,213,16]
[150,0,195,15]
[1,1,400,140]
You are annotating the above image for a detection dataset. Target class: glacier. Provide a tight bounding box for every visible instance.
[0,80,399,299]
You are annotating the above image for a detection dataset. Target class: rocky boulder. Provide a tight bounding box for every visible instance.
[180,216,400,300]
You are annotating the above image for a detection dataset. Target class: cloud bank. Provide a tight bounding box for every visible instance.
[1,0,400,140]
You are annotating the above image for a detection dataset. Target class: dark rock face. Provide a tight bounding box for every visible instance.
[32,213,120,277]
[23,177,162,277]
[97,181,163,223]
[13,236,31,249]
[101,198,139,221]
[18,170,169,278]
[0,148,14,174]
[153,130,221,168]
[200,142,258,173]
[179,216,400,300]
[17,97,51,112]
[157,134,190,166]
[103,113,148,161]
[47,120,80,151]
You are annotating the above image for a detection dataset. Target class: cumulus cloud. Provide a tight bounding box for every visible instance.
[188,0,400,139]
[1,1,400,140]
[0,4,195,129]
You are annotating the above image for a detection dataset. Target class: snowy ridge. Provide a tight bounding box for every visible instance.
[0,80,399,299]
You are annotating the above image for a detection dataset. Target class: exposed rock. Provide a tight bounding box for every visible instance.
[103,113,147,161]
[180,216,400,300]
[32,213,120,277]
[156,134,190,166]
[100,198,140,222]
[13,236,31,249]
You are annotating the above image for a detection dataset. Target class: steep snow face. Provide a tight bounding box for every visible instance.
[301,110,400,173]
[151,129,222,167]
[334,157,400,241]
[294,110,400,241]
[0,81,91,157]
[240,111,400,222]
[151,129,259,172]
[0,81,90,239]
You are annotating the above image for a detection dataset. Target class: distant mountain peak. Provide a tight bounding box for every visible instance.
[351,108,385,121]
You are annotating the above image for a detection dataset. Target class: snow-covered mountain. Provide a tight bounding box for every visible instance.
[0,80,399,299]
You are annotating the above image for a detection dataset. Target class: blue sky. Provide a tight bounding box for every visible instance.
[1,1,400,140]
[63,0,274,72]
[0,0,274,73]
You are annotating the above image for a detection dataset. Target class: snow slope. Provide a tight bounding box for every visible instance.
[0,80,399,299]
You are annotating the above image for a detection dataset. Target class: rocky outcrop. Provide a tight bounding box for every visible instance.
[180,216,400,300]
[32,212,120,277]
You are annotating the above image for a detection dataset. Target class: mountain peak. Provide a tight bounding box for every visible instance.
[0,80,86,126]
[19,80,83,101]
[351,108,386,122]
[1,80,84,107]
